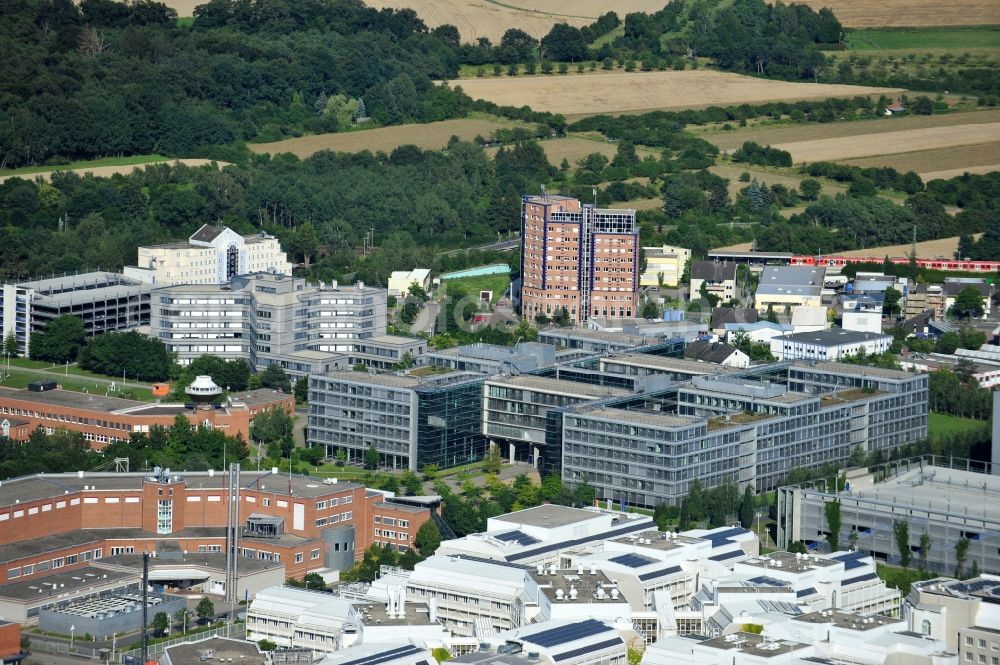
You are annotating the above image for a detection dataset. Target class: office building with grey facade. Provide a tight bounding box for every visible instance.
[778,461,1000,574]
[483,375,629,471]
[558,361,927,508]
[424,341,555,375]
[150,273,388,376]
[1,272,150,356]
[308,370,488,471]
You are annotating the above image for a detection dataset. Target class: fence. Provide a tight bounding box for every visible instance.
[118,623,244,663]
[30,638,101,658]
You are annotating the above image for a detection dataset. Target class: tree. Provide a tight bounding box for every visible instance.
[653,503,679,530]
[738,485,755,529]
[401,470,423,495]
[641,301,661,319]
[29,315,86,363]
[78,331,173,381]
[321,95,360,130]
[893,520,911,568]
[883,287,902,318]
[765,304,778,323]
[195,597,215,624]
[364,445,380,470]
[259,364,291,392]
[572,480,596,506]
[955,537,971,578]
[294,376,309,403]
[258,639,277,652]
[824,499,842,552]
[422,463,439,481]
[2,333,18,357]
[541,23,587,61]
[678,499,691,530]
[951,286,986,319]
[152,611,169,636]
[799,179,821,201]
[788,540,808,554]
[414,520,442,555]
[407,283,429,302]
[918,531,932,572]
[290,221,320,268]
[400,301,420,324]
[483,445,502,475]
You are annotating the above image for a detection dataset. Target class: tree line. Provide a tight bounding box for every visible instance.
[0,415,248,479]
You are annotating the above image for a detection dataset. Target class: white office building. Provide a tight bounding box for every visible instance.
[770,327,892,361]
[150,272,388,375]
[126,224,292,286]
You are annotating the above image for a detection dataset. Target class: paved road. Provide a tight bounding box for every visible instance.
[437,237,520,257]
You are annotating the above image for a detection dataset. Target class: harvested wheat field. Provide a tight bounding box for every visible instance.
[451,71,900,117]
[838,235,982,260]
[709,163,849,199]
[609,198,662,211]
[776,0,999,27]
[486,136,618,164]
[704,109,1000,152]
[0,159,226,185]
[774,123,1000,163]
[840,142,1000,176]
[248,119,524,158]
[919,164,1000,181]
[363,0,664,43]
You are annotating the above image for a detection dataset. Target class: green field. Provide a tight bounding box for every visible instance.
[0,370,154,400]
[846,26,1000,50]
[928,412,988,440]
[442,274,511,303]
[0,154,168,178]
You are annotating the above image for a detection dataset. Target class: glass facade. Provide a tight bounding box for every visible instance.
[416,379,488,469]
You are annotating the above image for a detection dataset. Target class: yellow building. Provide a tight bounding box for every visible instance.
[641,245,691,288]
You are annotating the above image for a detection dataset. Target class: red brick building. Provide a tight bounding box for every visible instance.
[0,386,294,448]
[520,195,639,325]
[0,470,431,585]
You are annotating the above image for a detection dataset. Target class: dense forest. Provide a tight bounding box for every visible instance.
[0,0,571,168]
[0,139,550,281]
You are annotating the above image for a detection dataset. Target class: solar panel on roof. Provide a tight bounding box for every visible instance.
[508,521,650,561]
[832,551,867,571]
[747,576,786,587]
[338,644,422,665]
[609,553,657,568]
[708,549,744,562]
[705,527,749,547]
[523,619,609,648]
[841,572,878,586]
[495,530,540,546]
[796,587,818,598]
[638,565,682,582]
[552,638,623,662]
[952,579,994,594]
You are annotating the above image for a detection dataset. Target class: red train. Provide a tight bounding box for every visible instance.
[790,255,1000,273]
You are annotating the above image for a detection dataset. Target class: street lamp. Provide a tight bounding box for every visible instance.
[70,624,75,651]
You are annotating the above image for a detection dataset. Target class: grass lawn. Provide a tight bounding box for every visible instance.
[442,274,511,303]
[877,562,935,595]
[846,26,1000,50]
[0,370,154,400]
[928,412,988,441]
[7,357,55,370]
[0,154,168,177]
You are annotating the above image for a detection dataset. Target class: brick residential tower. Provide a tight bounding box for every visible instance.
[520,195,639,325]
